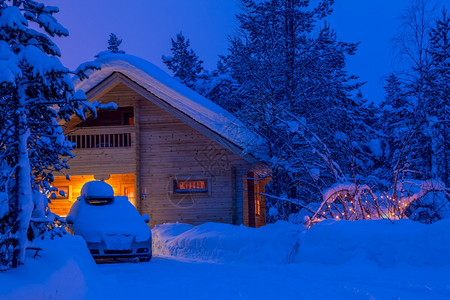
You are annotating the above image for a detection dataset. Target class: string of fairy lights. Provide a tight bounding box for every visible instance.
[310,192,413,224]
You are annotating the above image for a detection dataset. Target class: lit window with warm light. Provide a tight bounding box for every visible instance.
[173,179,208,194]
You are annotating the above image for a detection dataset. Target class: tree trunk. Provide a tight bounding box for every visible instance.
[444,101,449,186]
[11,94,33,268]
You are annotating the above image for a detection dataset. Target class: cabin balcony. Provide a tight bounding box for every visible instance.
[67,125,136,150]
[64,125,137,177]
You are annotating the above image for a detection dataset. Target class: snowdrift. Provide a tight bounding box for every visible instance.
[297,219,450,267]
[0,235,109,300]
[153,222,305,264]
[153,219,450,267]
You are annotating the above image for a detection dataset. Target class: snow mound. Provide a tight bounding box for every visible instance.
[296,219,450,267]
[154,219,450,267]
[153,221,304,264]
[73,53,263,158]
[0,235,109,300]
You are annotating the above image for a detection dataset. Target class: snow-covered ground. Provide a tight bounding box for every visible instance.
[0,235,110,300]
[1,219,450,299]
[99,255,450,300]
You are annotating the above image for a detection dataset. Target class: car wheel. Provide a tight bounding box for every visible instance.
[139,254,152,262]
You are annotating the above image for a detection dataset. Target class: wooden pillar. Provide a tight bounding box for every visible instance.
[231,167,238,225]
[247,171,256,227]
[134,99,141,212]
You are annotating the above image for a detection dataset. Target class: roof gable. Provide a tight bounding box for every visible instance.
[73,54,261,163]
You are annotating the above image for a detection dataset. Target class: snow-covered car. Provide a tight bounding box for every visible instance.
[66,181,152,262]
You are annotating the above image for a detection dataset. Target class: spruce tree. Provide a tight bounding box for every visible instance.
[107,33,125,54]
[380,74,414,174]
[162,32,204,90]
[203,56,241,112]
[217,0,368,220]
[426,7,449,185]
[0,0,105,269]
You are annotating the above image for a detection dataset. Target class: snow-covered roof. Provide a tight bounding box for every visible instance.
[73,53,262,161]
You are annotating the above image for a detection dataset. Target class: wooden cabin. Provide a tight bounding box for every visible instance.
[49,54,267,227]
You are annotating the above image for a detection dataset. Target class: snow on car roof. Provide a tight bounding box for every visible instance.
[80,181,114,200]
[73,53,263,159]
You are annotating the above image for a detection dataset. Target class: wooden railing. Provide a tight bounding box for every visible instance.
[67,126,135,149]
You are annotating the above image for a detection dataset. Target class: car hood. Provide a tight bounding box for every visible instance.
[73,217,151,244]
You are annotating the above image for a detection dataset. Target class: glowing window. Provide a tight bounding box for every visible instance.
[173,179,208,194]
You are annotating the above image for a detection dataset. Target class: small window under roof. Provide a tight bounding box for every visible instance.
[76,107,134,127]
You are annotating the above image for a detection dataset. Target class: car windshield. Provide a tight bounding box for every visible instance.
[78,196,141,223]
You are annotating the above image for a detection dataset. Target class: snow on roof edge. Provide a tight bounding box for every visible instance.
[73,53,263,160]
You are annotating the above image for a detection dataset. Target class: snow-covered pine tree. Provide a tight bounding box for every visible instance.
[107,33,125,54]
[378,3,449,224]
[217,0,370,221]
[426,7,449,186]
[390,1,449,183]
[203,56,242,112]
[0,0,106,269]
[392,0,438,180]
[301,22,375,182]
[380,74,414,175]
[162,32,204,90]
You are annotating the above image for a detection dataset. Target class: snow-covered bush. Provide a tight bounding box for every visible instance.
[404,182,450,224]
[305,180,448,227]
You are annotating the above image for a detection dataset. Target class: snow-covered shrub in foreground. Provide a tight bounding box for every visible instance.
[153,219,450,267]
[0,235,108,300]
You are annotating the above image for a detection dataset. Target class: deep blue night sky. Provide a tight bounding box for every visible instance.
[48,0,415,103]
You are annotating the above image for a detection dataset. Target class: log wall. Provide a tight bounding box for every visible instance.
[52,81,262,227]
[138,91,252,227]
